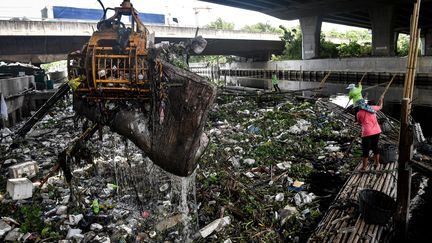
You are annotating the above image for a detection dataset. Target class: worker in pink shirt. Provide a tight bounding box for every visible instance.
[357,95,384,170]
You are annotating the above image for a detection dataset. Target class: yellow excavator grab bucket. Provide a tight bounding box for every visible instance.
[67,0,151,100]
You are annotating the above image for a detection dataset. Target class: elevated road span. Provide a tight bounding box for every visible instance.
[202,0,432,59]
[0,20,284,64]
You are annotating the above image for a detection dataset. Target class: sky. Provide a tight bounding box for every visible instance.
[0,0,364,32]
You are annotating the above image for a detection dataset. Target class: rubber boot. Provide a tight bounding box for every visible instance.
[361,157,368,170]
[373,154,380,168]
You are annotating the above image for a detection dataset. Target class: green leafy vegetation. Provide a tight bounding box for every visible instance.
[324,29,371,43]
[7,203,63,240]
[15,204,44,233]
[337,41,372,57]
[192,20,411,63]
[320,34,339,58]
[205,17,235,30]
[242,23,282,34]
[397,33,410,56]
[275,26,302,60]
[190,19,414,63]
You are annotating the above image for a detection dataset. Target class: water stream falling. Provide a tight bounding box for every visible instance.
[90,132,200,240]
[170,171,197,242]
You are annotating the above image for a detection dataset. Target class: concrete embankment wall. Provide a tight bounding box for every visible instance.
[0,76,35,127]
[218,56,432,73]
[191,57,432,88]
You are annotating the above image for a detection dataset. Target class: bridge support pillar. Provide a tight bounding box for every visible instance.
[370,6,396,56]
[300,16,322,60]
[423,29,432,56]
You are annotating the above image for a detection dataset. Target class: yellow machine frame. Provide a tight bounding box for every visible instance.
[67,0,152,100]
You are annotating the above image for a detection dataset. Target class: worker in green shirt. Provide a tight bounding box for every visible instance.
[347,82,363,105]
[272,71,281,92]
[346,82,375,120]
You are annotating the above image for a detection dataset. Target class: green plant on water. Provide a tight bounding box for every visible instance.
[289,163,314,181]
[92,199,100,214]
[41,224,63,239]
[201,172,219,188]
[208,173,218,184]
[282,218,302,239]
[219,95,235,104]
[208,108,233,123]
[316,125,336,140]
[15,204,44,234]
[251,141,286,165]
[309,207,321,219]
[297,101,312,110]
[203,143,222,161]
[243,203,255,215]
[47,184,62,200]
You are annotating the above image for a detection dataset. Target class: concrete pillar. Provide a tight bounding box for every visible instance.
[424,29,432,56]
[421,37,425,56]
[370,6,396,56]
[300,16,322,59]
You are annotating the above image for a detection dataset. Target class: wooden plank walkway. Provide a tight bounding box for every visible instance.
[308,100,399,243]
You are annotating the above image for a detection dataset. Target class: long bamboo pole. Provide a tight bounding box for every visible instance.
[381,74,397,97]
[404,1,421,99]
[359,72,367,83]
[319,71,332,88]
[409,28,421,99]
[396,0,421,241]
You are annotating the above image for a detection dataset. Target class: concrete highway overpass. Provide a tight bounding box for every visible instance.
[201,0,432,59]
[0,20,284,64]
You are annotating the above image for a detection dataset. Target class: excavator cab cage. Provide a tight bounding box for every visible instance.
[68,0,151,101]
[97,0,146,34]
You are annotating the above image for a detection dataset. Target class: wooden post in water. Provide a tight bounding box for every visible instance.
[395,0,421,241]
[395,98,413,241]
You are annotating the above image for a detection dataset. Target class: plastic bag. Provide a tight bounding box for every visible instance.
[1,94,8,120]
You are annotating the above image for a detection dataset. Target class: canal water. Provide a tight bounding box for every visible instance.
[219,75,432,242]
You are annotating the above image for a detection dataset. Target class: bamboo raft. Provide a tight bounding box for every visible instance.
[308,100,400,243]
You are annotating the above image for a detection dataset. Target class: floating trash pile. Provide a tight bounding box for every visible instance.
[195,95,362,242]
[0,97,200,242]
[0,93,377,242]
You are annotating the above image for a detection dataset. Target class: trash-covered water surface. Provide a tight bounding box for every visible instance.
[0,93,363,242]
[0,96,201,242]
[195,95,360,242]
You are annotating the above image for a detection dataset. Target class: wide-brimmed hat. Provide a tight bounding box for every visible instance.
[346,83,355,90]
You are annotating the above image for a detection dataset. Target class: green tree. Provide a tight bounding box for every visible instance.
[397,33,409,56]
[242,23,281,34]
[324,29,371,43]
[320,33,339,58]
[337,41,364,57]
[275,25,302,60]
[344,29,371,42]
[359,43,372,56]
[206,18,235,30]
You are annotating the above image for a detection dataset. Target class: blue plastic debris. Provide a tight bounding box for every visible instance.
[247,125,260,134]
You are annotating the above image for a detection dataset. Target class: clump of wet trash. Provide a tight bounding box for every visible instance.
[0,94,364,242]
